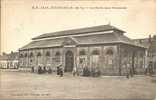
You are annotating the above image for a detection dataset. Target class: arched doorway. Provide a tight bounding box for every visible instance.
[65,50,74,72]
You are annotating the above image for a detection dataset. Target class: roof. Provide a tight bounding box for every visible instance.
[20,32,145,50]
[0,52,19,61]
[20,38,65,50]
[74,33,122,45]
[133,37,156,48]
[32,25,125,40]
[0,55,8,60]
[74,32,145,48]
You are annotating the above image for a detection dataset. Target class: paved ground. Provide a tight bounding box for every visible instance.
[0,70,156,100]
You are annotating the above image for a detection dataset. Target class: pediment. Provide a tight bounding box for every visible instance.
[62,37,77,46]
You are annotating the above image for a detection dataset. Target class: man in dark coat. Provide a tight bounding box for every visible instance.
[43,66,46,73]
[59,68,63,77]
[57,67,60,75]
[38,66,42,74]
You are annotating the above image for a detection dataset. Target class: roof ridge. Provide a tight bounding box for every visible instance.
[32,24,125,40]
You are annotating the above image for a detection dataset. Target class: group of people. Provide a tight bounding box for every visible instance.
[126,67,134,79]
[123,63,134,79]
[31,66,52,74]
[31,65,64,77]
[38,66,52,74]
[145,62,154,76]
[32,63,155,78]
[37,66,52,74]
[72,67,101,77]
[32,65,101,77]
[125,62,155,78]
[57,66,63,77]
[83,67,101,77]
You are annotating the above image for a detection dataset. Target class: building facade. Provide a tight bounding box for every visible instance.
[19,25,146,75]
[0,52,19,69]
[133,35,156,74]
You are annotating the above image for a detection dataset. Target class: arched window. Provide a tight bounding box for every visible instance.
[29,52,34,65]
[79,50,86,55]
[24,53,27,57]
[105,49,114,66]
[46,51,50,56]
[29,52,33,57]
[55,51,60,56]
[37,52,41,57]
[36,52,42,65]
[92,49,100,55]
[45,51,51,65]
[55,51,61,62]
[91,49,100,68]
[106,49,113,55]
[79,50,87,65]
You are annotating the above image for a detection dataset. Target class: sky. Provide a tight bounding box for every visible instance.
[1,0,156,54]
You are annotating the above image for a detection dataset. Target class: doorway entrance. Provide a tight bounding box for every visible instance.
[65,50,74,72]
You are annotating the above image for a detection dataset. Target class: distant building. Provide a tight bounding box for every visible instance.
[133,35,156,73]
[0,52,19,69]
[19,25,146,75]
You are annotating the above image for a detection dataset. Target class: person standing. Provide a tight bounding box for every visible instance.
[57,66,60,75]
[48,67,52,74]
[149,62,153,76]
[43,66,46,73]
[126,63,130,79]
[31,66,34,73]
[60,68,63,77]
[130,66,133,77]
[38,66,42,74]
[72,67,77,76]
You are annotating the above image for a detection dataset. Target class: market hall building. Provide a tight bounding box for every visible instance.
[19,25,146,75]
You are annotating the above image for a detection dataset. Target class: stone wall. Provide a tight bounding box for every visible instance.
[76,45,119,75]
[120,44,146,75]
[19,44,145,75]
[19,48,63,71]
